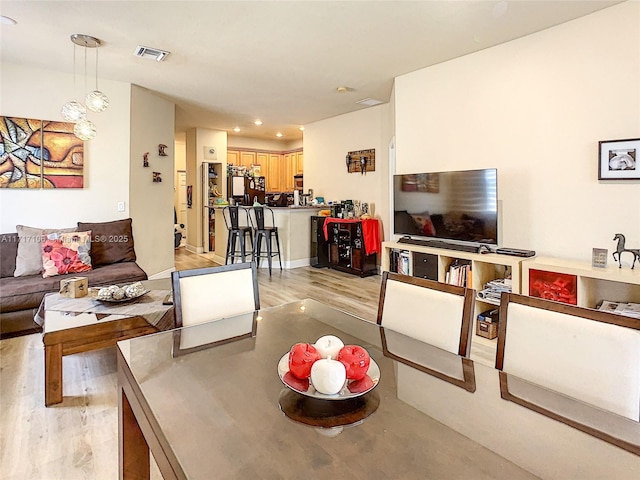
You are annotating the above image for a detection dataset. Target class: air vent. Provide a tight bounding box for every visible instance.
[356,98,384,107]
[134,46,170,62]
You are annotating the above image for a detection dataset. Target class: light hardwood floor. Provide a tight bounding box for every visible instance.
[0,249,383,480]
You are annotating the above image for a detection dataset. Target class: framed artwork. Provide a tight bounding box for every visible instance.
[0,116,84,188]
[598,138,640,180]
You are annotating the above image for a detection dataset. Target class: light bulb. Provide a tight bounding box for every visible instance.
[85,91,109,112]
[61,101,86,122]
[74,119,97,140]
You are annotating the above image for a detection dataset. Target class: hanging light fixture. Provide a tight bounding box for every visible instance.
[85,39,109,112]
[74,119,97,141]
[61,34,108,140]
[61,42,86,122]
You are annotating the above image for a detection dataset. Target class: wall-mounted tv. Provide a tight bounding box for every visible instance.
[393,168,498,246]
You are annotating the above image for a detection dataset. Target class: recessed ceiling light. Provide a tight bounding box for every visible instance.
[1,16,17,25]
[233,126,241,133]
[254,120,263,126]
[355,98,384,107]
[275,132,283,138]
[299,126,305,132]
[336,86,349,93]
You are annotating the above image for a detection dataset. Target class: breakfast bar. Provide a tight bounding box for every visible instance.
[210,206,323,268]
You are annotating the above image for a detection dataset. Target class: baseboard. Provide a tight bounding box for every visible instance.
[148,267,175,280]
[185,244,203,254]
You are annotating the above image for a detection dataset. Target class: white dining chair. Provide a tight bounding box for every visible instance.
[171,262,260,328]
[377,271,475,357]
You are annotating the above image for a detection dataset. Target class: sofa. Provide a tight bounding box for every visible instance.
[0,218,147,339]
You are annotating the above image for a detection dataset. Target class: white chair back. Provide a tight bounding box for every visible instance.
[377,272,475,356]
[171,262,259,328]
[498,294,640,421]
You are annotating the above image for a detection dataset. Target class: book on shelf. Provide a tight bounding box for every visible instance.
[398,251,410,275]
[445,259,472,287]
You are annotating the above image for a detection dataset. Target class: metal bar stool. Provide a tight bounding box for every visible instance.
[249,206,282,275]
[223,206,253,264]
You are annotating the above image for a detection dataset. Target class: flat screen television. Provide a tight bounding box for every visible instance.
[393,168,498,246]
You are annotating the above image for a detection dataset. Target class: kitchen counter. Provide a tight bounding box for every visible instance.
[210,206,324,268]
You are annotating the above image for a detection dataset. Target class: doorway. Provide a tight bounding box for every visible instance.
[176,170,187,246]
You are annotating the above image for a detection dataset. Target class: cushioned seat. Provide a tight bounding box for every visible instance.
[0,262,147,313]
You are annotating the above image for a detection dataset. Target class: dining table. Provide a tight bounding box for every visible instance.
[116,298,539,480]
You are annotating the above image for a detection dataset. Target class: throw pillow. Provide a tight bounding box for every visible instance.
[77,218,136,267]
[42,231,93,278]
[14,225,77,277]
[410,212,436,237]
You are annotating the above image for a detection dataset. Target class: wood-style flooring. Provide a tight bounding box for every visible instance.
[1,249,383,480]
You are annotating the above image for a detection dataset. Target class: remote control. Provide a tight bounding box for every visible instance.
[496,248,536,257]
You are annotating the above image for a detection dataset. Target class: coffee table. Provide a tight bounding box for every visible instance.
[40,280,174,406]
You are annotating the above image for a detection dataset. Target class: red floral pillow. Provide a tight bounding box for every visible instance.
[42,231,93,278]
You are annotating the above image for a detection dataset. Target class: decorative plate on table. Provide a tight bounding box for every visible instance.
[277,353,380,400]
[88,286,150,303]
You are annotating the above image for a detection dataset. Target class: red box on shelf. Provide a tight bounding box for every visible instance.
[528,269,577,305]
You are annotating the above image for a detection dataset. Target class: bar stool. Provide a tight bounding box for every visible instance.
[223,206,253,264]
[249,206,282,275]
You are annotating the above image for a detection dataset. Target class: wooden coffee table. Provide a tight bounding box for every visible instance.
[41,282,173,406]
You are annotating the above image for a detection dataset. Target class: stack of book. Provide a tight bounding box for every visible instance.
[477,278,512,305]
[597,300,640,318]
[445,260,472,287]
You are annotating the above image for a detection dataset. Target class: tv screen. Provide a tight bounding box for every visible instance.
[393,168,498,245]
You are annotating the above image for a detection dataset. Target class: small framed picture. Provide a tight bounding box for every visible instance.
[592,248,608,268]
[598,138,640,180]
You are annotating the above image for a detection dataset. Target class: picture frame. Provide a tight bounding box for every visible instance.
[598,138,640,180]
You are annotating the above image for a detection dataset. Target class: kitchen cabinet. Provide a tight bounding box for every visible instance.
[296,151,304,175]
[226,148,303,193]
[268,154,281,192]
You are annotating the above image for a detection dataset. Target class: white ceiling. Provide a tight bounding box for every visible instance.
[0,1,621,141]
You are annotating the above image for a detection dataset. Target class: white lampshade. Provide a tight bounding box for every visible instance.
[61,101,86,122]
[85,90,109,112]
[74,119,97,140]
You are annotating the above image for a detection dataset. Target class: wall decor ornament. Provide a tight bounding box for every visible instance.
[158,144,168,156]
[153,172,162,183]
[598,138,640,180]
[346,149,375,174]
[0,116,84,188]
[143,152,149,167]
[612,233,640,269]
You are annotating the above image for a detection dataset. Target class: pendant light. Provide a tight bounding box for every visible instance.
[85,43,109,112]
[61,34,108,140]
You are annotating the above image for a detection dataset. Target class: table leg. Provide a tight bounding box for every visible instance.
[44,343,63,406]
[120,387,150,480]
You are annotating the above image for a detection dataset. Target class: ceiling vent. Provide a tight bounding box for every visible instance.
[356,98,384,107]
[134,46,170,62]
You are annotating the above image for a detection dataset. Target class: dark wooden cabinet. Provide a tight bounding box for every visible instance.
[328,220,377,277]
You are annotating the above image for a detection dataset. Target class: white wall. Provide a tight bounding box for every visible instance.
[394,2,640,261]
[304,104,392,241]
[129,85,175,277]
[0,63,131,231]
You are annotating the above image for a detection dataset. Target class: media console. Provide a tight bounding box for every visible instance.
[397,236,483,253]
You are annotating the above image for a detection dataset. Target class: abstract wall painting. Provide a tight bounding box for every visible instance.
[0,116,84,188]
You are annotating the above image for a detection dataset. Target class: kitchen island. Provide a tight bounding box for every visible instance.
[210,206,325,269]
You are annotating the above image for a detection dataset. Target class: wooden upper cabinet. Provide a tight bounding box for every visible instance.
[283,153,295,192]
[256,152,269,177]
[268,154,281,192]
[227,150,241,166]
[240,151,256,168]
[296,151,304,175]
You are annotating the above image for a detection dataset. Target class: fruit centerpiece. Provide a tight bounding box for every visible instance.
[278,334,379,399]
